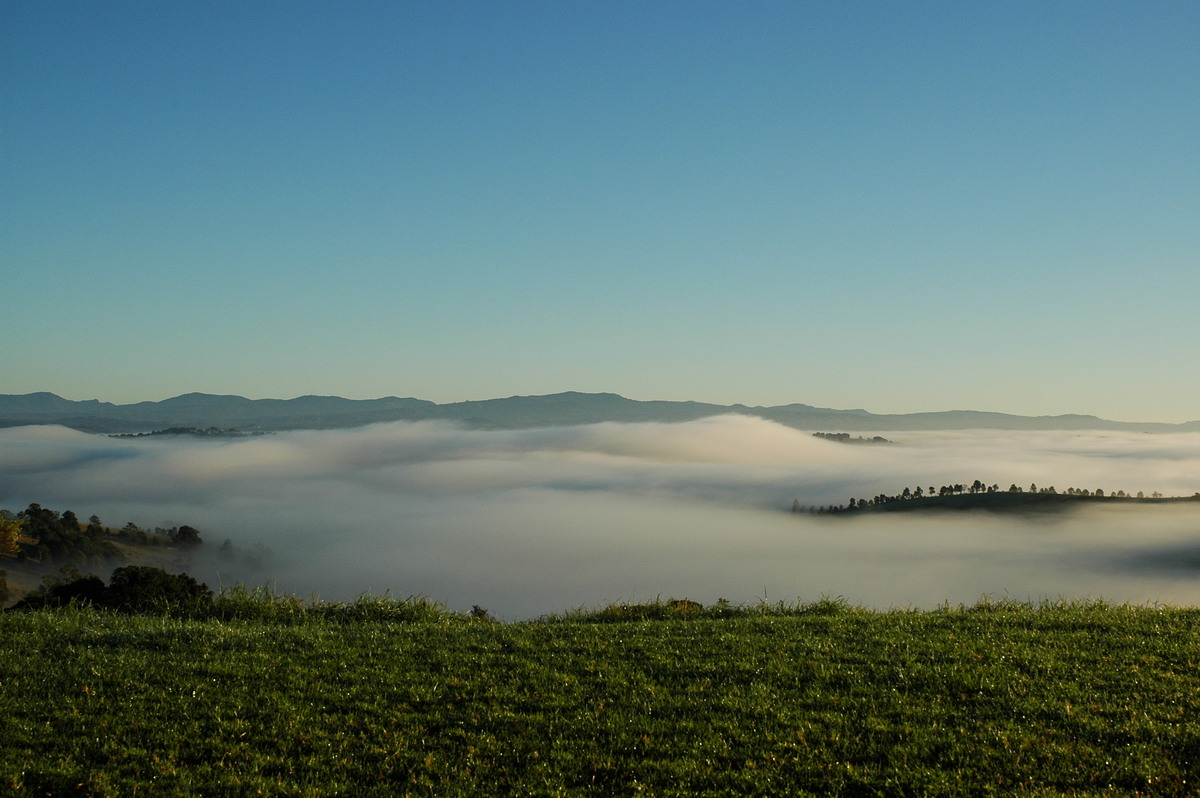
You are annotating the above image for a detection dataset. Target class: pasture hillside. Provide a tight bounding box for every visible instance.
[2,597,1198,796]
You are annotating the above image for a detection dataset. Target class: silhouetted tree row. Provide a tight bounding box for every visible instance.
[812,433,892,444]
[110,427,266,439]
[791,480,1168,514]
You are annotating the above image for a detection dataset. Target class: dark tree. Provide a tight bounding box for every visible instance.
[48,575,107,606]
[119,522,148,544]
[105,566,212,612]
[171,525,203,547]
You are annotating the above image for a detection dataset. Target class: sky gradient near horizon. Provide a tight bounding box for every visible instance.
[3,1,1198,422]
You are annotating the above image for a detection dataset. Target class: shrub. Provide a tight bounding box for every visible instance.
[104,566,212,613]
[9,566,212,614]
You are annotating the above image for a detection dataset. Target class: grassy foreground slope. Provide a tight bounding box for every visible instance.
[2,599,1199,796]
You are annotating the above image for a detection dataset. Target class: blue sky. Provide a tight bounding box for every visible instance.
[3,1,1198,421]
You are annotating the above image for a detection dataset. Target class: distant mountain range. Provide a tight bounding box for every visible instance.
[1,391,1197,434]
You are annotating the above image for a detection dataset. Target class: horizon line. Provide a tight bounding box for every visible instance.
[3,389,1197,427]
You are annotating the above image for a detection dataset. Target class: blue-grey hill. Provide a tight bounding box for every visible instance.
[1,391,1197,434]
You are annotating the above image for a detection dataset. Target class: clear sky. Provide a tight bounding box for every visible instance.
[3,1,1198,422]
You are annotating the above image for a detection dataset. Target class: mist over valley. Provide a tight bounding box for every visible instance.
[3,415,1198,618]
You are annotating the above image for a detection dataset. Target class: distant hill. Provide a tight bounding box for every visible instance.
[1,391,1197,434]
[0,392,438,433]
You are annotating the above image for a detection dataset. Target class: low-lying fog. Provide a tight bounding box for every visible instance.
[2,417,1198,618]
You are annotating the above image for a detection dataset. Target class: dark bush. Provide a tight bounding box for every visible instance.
[11,573,106,610]
[9,566,213,614]
[105,566,212,612]
[48,575,108,606]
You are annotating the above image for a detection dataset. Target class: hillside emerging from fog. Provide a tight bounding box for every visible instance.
[809,488,1200,516]
[2,391,1198,434]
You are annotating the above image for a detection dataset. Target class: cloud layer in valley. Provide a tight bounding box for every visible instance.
[2,417,1198,617]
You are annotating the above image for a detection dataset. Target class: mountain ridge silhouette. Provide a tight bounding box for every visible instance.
[2,391,1196,433]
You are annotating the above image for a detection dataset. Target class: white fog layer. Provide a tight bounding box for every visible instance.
[1,417,1198,618]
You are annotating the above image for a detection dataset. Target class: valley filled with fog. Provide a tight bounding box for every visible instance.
[2,417,1198,618]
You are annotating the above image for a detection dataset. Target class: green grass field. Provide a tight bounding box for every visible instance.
[2,596,1198,796]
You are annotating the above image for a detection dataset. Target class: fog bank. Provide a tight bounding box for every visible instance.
[2,418,1198,617]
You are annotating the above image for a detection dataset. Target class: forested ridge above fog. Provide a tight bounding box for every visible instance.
[3,391,1198,434]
